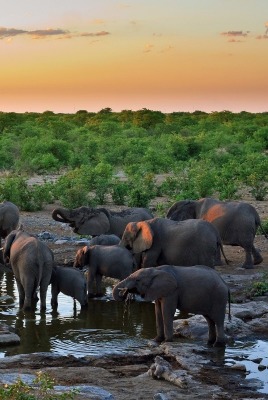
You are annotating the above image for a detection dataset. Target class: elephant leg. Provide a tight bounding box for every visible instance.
[87,269,95,298]
[95,274,104,297]
[154,300,165,343]
[51,283,59,310]
[39,282,49,311]
[16,280,25,309]
[204,315,216,346]
[242,245,254,269]
[252,245,263,265]
[214,320,226,348]
[161,297,177,342]
[23,286,32,311]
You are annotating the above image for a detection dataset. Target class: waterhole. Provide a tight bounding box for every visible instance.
[0,271,268,394]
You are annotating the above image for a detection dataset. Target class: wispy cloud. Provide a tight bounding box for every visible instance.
[221,22,268,42]
[80,31,109,37]
[0,26,110,40]
[221,30,249,41]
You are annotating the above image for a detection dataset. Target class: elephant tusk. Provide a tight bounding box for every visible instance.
[0,247,3,251]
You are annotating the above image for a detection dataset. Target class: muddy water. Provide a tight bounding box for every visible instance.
[0,271,268,394]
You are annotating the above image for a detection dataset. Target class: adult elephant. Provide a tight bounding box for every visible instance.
[3,228,54,311]
[73,244,137,298]
[113,265,230,346]
[166,198,267,269]
[52,206,153,238]
[0,201,20,249]
[119,218,228,268]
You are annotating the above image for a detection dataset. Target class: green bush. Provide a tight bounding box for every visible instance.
[0,177,54,211]
[0,371,77,399]
[249,273,268,297]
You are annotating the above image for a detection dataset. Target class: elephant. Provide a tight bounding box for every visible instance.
[166,198,267,269]
[113,264,230,346]
[89,234,120,246]
[3,228,54,311]
[73,244,137,298]
[119,218,228,268]
[0,201,20,251]
[50,265,88,309]
[52,206,153,238]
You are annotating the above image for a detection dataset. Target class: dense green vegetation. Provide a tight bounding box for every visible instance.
[0,108,267,211]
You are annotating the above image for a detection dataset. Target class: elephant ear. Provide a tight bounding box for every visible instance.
[3,231,17,263]
[144,269,177,302]
[78,209,110,235]
[167,200,195,220]
[74,246,89,268]
[132,221,153,254]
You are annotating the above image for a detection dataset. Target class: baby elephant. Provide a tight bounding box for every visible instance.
[74,245,137,298]
[113,265,230,346]
[89,234,120,246]
[51,266,88,310]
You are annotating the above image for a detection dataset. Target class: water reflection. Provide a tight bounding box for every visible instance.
[0,272,156,358]
[225,340,268,394]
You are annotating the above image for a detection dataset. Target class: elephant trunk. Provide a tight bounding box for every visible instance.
[113,278,135,301]
[52,208,69,223]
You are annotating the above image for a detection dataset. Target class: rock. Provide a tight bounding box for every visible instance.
[230,363,247,372]
[0,332,20,346]
[0,324,20,346]
[173,301,268,342]
[53,385,115,399]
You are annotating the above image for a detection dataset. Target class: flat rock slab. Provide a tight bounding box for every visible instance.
[0,324,20,346]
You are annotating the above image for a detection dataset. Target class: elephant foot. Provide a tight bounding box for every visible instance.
[153,335,165,343]
[242,264,254,269]
[254,255,263,265]
[213,340,226,348]
[207,339,216,347]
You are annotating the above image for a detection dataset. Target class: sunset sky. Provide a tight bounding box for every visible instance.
[1,0,268,113]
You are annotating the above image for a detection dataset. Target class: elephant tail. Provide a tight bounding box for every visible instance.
[219,241,229,265]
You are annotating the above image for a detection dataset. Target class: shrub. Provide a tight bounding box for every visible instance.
[0,370,77,399]
[0,177,54,211]
[249,273,268,297]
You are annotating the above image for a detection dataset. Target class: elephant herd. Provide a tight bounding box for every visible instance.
[0,198,266,347]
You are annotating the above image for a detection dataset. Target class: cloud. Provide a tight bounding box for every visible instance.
[28,29,70,39]
[0,27,27,38]
[0,26,110,40]
[80,31,110,37]
[221,30,249,38]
